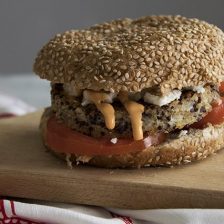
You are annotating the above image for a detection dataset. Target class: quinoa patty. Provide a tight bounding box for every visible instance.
[51,84,220,138]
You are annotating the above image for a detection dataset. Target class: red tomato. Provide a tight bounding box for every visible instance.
[219,81,224,93]
[190,97,224,129]
[46,116,166,156]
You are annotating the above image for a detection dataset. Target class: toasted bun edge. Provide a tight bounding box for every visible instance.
[39,108,224,168]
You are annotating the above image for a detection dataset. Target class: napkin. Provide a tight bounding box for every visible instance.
[1,199,224,224]
[0,92,35,117]
[0,93,223,224]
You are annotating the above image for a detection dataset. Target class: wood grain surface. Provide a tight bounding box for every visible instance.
[1,111,224,209]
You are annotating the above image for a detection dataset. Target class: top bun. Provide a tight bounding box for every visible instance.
[33,15,224,94]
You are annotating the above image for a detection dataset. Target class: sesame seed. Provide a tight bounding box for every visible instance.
[125,73,129,79]
[145,57,151,62]
[34,15,224,94]
[110,88,115,93]
[136,71,141,77]
[140,65,147,69]
[137,48,142,52]
[203,150,208,155]
[129,61,136,66]
[192,152,197,157]
[157,51,162,56]
[158,70,163,76]
[133,54,139,59]
[184,160,191,163]
[198,153,203,158]
[138,57,144,63]
[167,63,173,68]
[120,65,127,70]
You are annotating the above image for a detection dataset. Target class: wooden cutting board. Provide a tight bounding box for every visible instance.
[1,111,224,209]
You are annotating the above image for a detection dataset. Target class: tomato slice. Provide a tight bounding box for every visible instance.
[191,82,224,129]
[46,116,166,156]
[190,97,224,129]
[219,81,224,93]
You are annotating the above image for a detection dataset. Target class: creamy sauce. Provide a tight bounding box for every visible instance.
[118,91,144,140]
[83,90,115,129]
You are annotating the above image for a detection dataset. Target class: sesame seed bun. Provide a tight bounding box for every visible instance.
[40,108,224,168]
[33,15,224,94]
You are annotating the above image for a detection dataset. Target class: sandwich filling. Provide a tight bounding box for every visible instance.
[45,82,224,156]
[52,84,220,137]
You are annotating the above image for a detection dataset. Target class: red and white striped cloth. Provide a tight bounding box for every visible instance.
[0,200,135,224]
[1,199,224,224]
[0,93,35,118]
[1,93,224,224]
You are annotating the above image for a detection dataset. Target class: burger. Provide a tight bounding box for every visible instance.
[33,15,224,168]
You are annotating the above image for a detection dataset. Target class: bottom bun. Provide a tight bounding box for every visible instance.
[40,108,224,168]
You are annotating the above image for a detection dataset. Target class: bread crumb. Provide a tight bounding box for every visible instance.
[110,138,118,144]
[76,155,92,163]
[66,153,73,169]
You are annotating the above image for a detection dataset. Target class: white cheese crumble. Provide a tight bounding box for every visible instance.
[178,130,188,137]
[82,90,117,106]
[144,90,182,106]
[191,86,205,94]
[110,138,118,144]
[64,84,81,96]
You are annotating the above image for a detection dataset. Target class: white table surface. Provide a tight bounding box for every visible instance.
[0,74,50,108]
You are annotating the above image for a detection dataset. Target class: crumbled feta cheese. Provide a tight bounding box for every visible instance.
[144,90,181,106]
[178,130,188,137]
[191,86,205,93]
[110,138,118,144]
[184,86,205,93]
